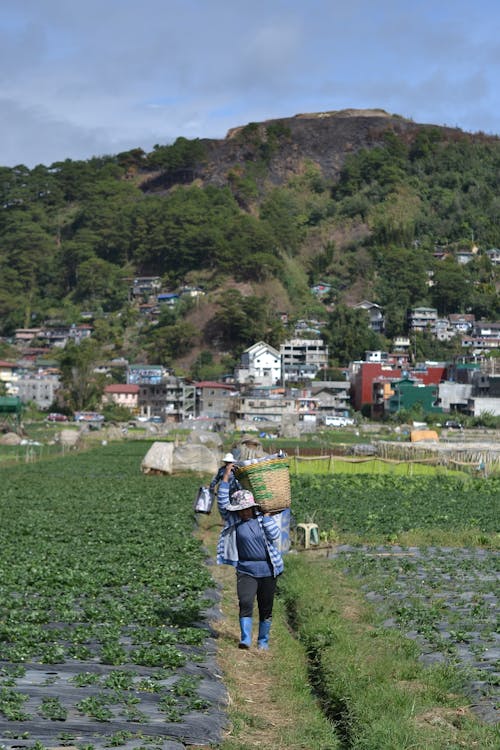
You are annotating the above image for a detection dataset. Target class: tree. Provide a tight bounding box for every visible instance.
[325,305,386,365]
[431,258,470,314]
[206,290,274,352]
[57,340,105,411]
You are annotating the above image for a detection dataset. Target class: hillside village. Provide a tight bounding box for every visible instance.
[1,269,499,429]
[1,110,500,429]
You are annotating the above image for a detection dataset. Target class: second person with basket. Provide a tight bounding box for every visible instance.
[216,461,283,650]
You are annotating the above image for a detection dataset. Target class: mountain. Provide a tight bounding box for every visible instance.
[0,109,499,376]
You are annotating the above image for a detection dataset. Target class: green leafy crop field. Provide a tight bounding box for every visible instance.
[291,474,500,540]
[0,442,224,748]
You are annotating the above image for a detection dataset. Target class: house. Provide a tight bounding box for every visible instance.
[137,377,195,422]
[437,381,473,413]
[408,307,438,333]
[392,336,411,353]
[157,293,180,307]
[384,377,442,416]
[310,281,332,298]
[455,250,475,265]
[364,350,390,363]
[14,328,44,345]
[280,337,329,381]
[448,314,475,334]
[433,318,455,342]
[484,248,500,266]
[130,276,161,298]
[235,342,281,386]
[16,374,60,410]
[195,381,237,419]
[350,360,447,414]
[353,300,385,333]
[102,384,140,411]
[231,386,295,423]
[311,381,351,418]
[462,335,500,355]
[179,286,205,298]
[0,360,18,385]
[472,321,500,338]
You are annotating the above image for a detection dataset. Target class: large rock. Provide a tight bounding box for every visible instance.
[0,432,22,445]
[141,441,174,474]
[172,444,219,474]
[59,429,82,448]
[187,430,223,451]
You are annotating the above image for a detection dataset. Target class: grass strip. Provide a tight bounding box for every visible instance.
[279,554,500,750]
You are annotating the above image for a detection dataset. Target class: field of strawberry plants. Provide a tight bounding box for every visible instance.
[0,442,225,750]
[290,473,499,728]
[291,474,499,540]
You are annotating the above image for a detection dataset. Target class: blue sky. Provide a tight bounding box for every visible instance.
[0,0,498,167]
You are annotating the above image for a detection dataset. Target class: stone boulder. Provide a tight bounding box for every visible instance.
[141,441,174,475]
[0,432,22,445]
[172,444,219,474]
[59,429,82,448]
[186,430,223,451]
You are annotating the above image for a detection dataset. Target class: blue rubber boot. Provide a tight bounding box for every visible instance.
[238,617,253,649]
[257,618,272,650]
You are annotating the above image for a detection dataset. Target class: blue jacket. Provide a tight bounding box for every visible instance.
[216,481,284,578]
[209,466,241,496]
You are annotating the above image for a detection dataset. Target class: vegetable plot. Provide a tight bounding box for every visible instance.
[327,545,499,724]
[289,472,499,726]
[0,443,225,749]
[291,474,499,538]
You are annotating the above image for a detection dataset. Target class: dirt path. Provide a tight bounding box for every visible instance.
[197,516,297,749]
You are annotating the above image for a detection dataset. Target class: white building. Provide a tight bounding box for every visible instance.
[235,342,281,386]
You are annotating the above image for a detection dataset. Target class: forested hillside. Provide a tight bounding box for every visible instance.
[1,109,499,375]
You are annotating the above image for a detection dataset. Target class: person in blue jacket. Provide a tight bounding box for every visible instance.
[209,452,241,499]
[216,461,283,650]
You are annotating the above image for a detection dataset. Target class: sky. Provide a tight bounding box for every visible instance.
[1,0,499,168]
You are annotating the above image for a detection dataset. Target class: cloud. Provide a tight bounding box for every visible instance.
[0,0,499,166]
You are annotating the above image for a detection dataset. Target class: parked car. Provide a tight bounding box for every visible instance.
[444,420,463,429]
[46,413,69,422]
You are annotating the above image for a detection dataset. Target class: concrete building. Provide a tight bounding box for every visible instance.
[195,381,237,419]
[137,377,196,422]
[231,386,296,423]
[353,300,385,333]
[16,375,60,410]
[280,337,329,381]
[235,342,281,386]
[408,307,438,333]
[311,381,351,418]
[437,382,473,412]
[102,384,140,411]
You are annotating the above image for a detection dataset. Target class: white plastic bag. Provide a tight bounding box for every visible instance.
[193,486,213,514]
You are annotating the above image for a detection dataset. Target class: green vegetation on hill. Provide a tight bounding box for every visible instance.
[0,114,499,372]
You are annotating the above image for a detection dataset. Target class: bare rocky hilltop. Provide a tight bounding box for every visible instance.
[142,108,492,194]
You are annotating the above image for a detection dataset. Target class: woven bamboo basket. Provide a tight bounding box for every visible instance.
[235,457,291,512]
